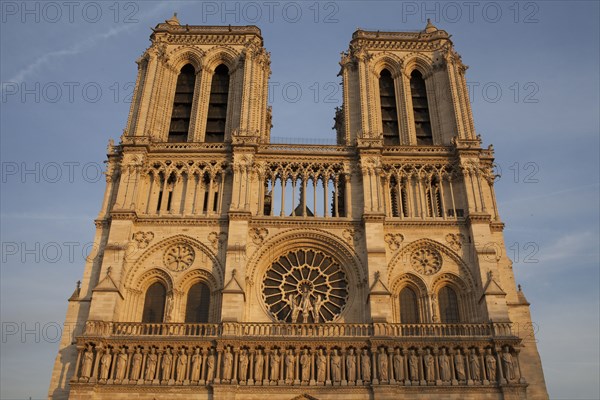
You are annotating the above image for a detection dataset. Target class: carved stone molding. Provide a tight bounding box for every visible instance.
[133,231,154,249]
[384,233,404,251]
[208,232,227,250]
[445,233,465,251]
[249,228,269,245]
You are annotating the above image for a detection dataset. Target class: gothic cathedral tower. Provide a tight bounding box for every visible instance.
[48,16,548,400]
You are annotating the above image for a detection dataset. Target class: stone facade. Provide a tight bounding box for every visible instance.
[48,16,548,400]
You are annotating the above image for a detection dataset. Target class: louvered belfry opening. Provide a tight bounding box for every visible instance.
[205,64,230,143]
[410,70,433,145]
[168,64,196,143]
[379,69,400,146]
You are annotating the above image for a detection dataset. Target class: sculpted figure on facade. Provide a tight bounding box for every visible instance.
[270,349,281,382]
[331,349,341,382]
[316,349,327,383]
[285,349,295,382]
[409,350,419,381]
[361,349,371,382]
[176,348,187,383]
[312,295,324,323]
[206,349,215,382]
[454,348,466,381]
[300,287,312,323]
[115,347,128,382]
[393,348,403,381]
[300,349,311,382]
[99,350,112,381]
[502,346,516,381]
[486,348,497,382]
[145,348,158,381]
[286,294,301,323]
[439,348,451,381]
[223,347,233,381]
[239,349,249,381]
[470,348,481,381]
[346,348,356,382]
[80,345,94,380]
[190,348,201,381]
[254,349,264,382]
[378,347,388,381]
[130,347,142,381]
[162,348,173,381]
[424,349,435,381]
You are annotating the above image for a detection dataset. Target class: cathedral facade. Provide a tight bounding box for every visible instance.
[48,16,548,400]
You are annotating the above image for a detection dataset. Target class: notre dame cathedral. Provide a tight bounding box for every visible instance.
[48,15,548,400]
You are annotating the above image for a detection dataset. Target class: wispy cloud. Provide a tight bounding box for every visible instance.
[2,1,175,87]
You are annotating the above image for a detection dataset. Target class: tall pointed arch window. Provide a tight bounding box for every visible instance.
[410,70,433,145]
[399,287,420,323]
[168,64,196,143]
[205,64,230,143]
[438,286,460,323]
[141,282,166,323]
[379,69,400,146]
[185,282,211,323]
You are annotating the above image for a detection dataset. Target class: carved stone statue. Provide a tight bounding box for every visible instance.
[409,350,419,381]
[312,295,324,323]
[502,346,515,381]
[270,349,280,381]
[115,348,128,381]
[239,349,249,381]
[378,348,388,381]
[206,349,215,382]
[424,349,435,381]
[346,348,356,382]
[223,347,233,381]
[130,348,142,381]
[81,346,94,379]
[285,349,295,381]
[254,349,264,382]
[331,349,341,382]
[145,348,158,381]
[469,348,480,381]
[300,287,312,323]
[190,348,201,381]
[100,350,112,381]
[485,348,497,381]
[176,348,187,382]
[361,349,371,382]
[300,349,311,382]
[393,348,403,381]
[286,294,301,323]
[439,348,451,381]
[316,349,326,383]
[454,349,466,381]
[162,348,173,381]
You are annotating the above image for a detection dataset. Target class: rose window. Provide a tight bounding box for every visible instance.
[410,248,442,275]
[163,244,195,272]
[261,249,349,323]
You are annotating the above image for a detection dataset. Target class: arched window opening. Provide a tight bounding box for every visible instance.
[410,70,433,145]
[168,64,196,143]
[185,282,211,323]
[379,69,400,146]
[425,178,442,217]
[438,286,460,323]
[141,282,166,323]
[400,287,420,323]
[206,64,230,143]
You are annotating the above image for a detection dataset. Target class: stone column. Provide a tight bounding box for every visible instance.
[326,349,331,385]
[89,346,101,384]
[479,347,488,385]
[371,348,379,385]
[434,348,441,386]
[309,350,315,386]
[232,348,239,384]
[263,349,270,385]
[200,349,207,385]
[495,347,506,384]
[248,350,255,385]
[418,349,426,386]
[71,346,84,382]
[388,348,395,384]
[341,349,347,386]
[214,348,222,384]
[402,349,410,385]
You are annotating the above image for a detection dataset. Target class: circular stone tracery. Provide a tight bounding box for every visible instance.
[261,249,349,323]
[163,243,195,272]
[410,247,442,275]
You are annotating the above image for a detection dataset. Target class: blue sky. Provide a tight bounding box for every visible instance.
[1,1,599,398]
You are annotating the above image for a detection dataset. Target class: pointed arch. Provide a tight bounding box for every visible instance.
[167,47,205,73]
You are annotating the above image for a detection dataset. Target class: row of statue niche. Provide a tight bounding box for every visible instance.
[76,345,519,385]
[285,288,325,323]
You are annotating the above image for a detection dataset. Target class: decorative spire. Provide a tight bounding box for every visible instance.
[166,12,180,26]
[424,18,438,33]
